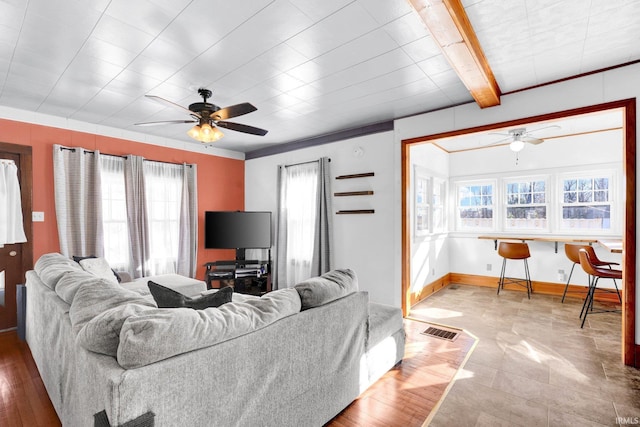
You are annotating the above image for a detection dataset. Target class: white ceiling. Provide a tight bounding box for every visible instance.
[432,108,624,153]
[0,0,638,154]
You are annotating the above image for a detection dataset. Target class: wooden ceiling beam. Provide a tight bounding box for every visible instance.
[409,0,501,108]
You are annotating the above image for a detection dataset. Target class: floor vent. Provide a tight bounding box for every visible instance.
[421,326,460,341]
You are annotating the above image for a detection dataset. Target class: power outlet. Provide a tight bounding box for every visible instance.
[32,211,45,222]
[557,269,565,282]
[486,264,492,272]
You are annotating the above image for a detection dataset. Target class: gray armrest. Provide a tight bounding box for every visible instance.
[117,271,132,283]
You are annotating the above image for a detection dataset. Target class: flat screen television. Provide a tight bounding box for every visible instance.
[204,211,272,259]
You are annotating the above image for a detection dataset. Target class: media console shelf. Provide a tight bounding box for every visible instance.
[204,259,272,296]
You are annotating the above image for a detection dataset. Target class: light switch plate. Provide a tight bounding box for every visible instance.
[32,211,45,222]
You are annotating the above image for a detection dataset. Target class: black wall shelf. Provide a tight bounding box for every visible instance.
[336,172,374,180]
[336,209,375,215]
[334,190,374,196]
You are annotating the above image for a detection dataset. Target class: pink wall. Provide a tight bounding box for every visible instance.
[1,118,243,280]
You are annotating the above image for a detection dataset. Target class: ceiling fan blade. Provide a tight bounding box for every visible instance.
[145,95,201,118]
[211,103,257,121]
[217,121,268,136]
[528,124,561,134]
[134,119,197,127]
[524,137,544,145]
[481,136,511,147]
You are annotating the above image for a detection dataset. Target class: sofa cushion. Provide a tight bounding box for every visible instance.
[69,279,156,337]
[294,269,358,310]
[148,281,232,309]
[74,255,121,283]
[117,288,302,368]
[122,274,206,297]
[367,302,404,350]
[34,252,83,290]
[76,303,154,357]
[55,271,108,305]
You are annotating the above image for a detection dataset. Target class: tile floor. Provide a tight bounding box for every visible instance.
[410,285,640,427]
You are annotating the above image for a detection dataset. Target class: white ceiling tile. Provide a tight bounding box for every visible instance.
[257,43,311,72]
[92,14,155,54]
[401,36,441,63]
[286,2,379,59]
[417,55,452,76]
[313,29,400,76]
[0,1,27,32]
[288,0,353,21]
[357,0,414,25]
[286,60,325,84]
[312,49,416,93]
[383,13,432,47]
[104,0,179,36]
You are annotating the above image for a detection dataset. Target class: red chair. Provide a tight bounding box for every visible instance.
[578,249,622,328]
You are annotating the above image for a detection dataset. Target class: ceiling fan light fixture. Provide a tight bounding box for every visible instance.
[509,138,525,152]
[187,122,224,143]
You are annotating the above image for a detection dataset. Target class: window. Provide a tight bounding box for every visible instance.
[278,162,319,284]
[144,162,183,275]
[504,178,548,230]
[456,181,494,230]
[414,167,447,235]
[414,171,429,235]
[432,177,447,233]
[100,156,129,272]
[561,174,613,231]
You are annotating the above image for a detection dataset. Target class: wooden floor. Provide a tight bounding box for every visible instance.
[0,320,476,426]
[0,331,61,426]
[328,319,476,426]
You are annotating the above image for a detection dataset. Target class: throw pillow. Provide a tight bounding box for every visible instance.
[294,268,359,310]
[148,281,233,310]
[78,257,120,285]
[73,255,122,283]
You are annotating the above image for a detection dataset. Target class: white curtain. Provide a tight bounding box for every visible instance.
[53,145,104,257]
[275,158,333,288]
[0,159,27,247]
[143,161,182,276]
[100,156,129,273]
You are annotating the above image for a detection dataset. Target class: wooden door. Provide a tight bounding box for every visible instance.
[0,143,33,331]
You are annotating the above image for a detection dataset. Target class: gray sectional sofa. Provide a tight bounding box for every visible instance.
[25,253,405,426]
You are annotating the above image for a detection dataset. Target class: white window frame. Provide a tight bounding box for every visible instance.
[414,166,448,236]
[503,175,550,232]
[455,179,496,231]
[557,169,617,234]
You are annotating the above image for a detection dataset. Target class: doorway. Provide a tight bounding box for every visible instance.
[401,99,637,366]
[0,142,33,331]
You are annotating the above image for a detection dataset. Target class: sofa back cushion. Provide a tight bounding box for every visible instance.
[34,252,83,290]
[70,279,156,356]
[294,269,358,310]
[117,288,302,368]
[55,271,109,305]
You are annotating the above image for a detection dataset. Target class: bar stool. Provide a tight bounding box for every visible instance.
[562,244,585,302]
[578,248,622,328]
[497,241,532,299]
[562,244,619,303]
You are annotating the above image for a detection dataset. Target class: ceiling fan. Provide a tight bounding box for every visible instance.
[135,88,268,143]
[485,125,560,152]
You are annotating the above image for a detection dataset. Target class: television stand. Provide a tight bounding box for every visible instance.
[204,259,271,296]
